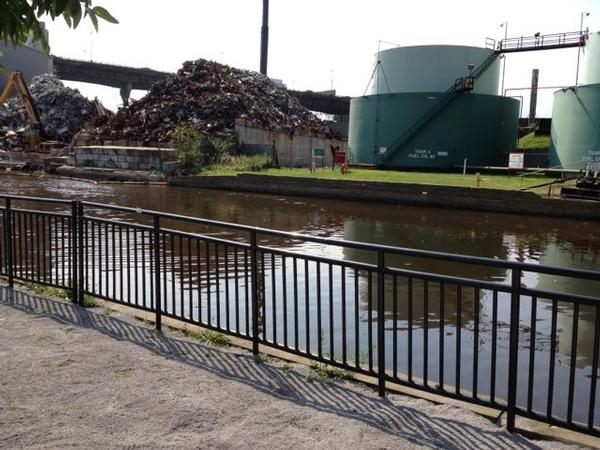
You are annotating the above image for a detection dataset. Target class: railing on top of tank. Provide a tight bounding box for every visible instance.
[1,194,600,438]
[498,30,586,52]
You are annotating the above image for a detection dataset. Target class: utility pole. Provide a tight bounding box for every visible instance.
[576,12,589,85]
[260,0,269,75]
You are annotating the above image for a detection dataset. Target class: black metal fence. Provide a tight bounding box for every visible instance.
[2,195,600,437]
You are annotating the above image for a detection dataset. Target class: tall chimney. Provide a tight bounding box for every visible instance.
[260,0,269,75]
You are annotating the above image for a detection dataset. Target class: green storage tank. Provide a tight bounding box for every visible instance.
[348,45,519,169]
[549,31,600,170]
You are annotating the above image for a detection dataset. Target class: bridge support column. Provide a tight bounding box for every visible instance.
[119,82,132,106]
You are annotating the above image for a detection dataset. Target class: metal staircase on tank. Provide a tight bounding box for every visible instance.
[377,51,500,166]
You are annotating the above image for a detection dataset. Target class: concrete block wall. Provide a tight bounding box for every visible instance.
[235,120,348,168]
[73,146,176,171]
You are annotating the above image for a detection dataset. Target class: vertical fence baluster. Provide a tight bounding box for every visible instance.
[507,268,521,433]
[250,230,259,355]
[589,305,600,430]
[70,201,78,300]
[439,282,445,391]
[4,199,13,287]
[567,303,580,424]
[77,202,84,305]
[377,251,386,397]
[456,284,461,395]
[153,215,162,331]
[527,296,537,414]
[490,290,498,403]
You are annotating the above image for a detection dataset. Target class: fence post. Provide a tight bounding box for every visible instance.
[377,250,386,397]
[70,201,78,302]
[153,215,162,331]
[77,202,85,306]
[4,198,14,288]
[507,267,521,432]
[250,230,259,355]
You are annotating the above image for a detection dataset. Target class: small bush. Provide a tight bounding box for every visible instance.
[173,126,202,173]
[308,363,351,382]
[193,329,229,346]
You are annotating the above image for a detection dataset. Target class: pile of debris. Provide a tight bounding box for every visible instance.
[0,74,98,150]
[88,59,340,143]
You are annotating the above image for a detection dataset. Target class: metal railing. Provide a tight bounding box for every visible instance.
[1,195,600,437]
[498,31,586,53]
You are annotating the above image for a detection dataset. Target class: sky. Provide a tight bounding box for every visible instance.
[44,0,600,115]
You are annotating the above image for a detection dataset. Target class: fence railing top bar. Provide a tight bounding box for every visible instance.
[520,286,600,305]
[10,207,72,218]
[10,195,598,282]
[0,194,73,205]
[385,266,513,292]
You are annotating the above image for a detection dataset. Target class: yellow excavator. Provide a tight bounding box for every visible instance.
[0,71,43,151]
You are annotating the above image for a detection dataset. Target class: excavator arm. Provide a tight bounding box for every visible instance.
[0,71,43,150]
[0,71,41,124]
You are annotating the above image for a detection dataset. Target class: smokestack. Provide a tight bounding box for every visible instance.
[260,0,269,75]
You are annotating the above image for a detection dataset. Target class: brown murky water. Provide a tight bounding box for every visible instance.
[1,174,599,423]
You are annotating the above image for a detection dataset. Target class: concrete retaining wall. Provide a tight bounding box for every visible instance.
[169,174,600,221]
[235,120,348,168]
[73,146,176,171]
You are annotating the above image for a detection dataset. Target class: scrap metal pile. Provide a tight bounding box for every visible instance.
[89,58,340,143]
[0,74,98,150]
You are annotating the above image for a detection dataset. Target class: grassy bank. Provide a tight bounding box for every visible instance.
[202,164,566,192]
[518,132,550,150]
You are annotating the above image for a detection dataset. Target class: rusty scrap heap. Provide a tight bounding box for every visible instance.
[91,59,338,143]
[0,74,97,149]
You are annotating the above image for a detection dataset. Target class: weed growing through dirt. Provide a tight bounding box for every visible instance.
[81,295,96,308]
[114,368,133,378]
[21,282,69,300]
[193,330,229,346]
[281,363,293,374]
[308,363,351,383]
[101,307,112,317]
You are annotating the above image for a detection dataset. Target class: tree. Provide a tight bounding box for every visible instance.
[0,0,118,56]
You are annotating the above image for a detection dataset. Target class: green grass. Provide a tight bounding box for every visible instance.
[518,132,550,150]
[21,282,71,301]
[199,154,272,175]
[18,281,97,308]
[193,329,229,346]
[202,166,563,191]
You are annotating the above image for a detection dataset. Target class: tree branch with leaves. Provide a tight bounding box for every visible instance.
[0,0,118,55]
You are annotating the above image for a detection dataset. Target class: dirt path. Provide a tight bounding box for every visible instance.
[0,286,579,449]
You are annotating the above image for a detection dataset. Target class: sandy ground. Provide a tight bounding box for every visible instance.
[0,285,583,449]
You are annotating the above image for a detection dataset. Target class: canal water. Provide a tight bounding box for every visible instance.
[1,174,599,424]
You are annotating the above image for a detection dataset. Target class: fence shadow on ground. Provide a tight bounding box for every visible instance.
[0,285,542,450]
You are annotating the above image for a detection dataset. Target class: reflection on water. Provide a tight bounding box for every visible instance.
[2,174,600,423]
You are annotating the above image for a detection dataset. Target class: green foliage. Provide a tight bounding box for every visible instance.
[0,1,118,59]
[193,329,229,347]
[308,363,351,382]
[82,295,96,308]
[206,135,236,165]
[173,126,239,173]
[518,132,550,150]
[173,126,202,172]
[21,282,70,300]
